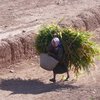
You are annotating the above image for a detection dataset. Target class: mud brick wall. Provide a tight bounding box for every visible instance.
[0,32,36,68]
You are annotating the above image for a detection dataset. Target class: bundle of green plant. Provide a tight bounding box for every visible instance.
[35,24,61,54]
[35,24,100,75]
[61,28,100,74]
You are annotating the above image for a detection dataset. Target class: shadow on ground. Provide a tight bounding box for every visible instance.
[0,78,80,94]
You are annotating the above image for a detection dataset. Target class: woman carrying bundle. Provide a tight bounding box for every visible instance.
[48,34,69,83]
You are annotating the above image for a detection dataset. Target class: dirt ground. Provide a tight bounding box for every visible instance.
[0,57,100,100]
[0,0,100,36]
[0,0,100,100]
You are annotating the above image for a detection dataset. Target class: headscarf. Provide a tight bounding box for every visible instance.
[51,37,60,47]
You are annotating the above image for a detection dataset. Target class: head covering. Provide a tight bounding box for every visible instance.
[51,37,60,47]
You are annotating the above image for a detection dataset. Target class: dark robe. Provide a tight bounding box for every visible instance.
[48,43,68,74]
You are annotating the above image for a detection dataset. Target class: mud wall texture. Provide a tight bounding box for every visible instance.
[59,6,100,31]
[0,32,36,68]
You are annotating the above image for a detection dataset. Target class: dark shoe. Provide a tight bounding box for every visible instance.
[49,78,56,83]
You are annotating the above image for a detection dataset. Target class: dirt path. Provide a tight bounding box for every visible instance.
[0,0,100,100]
[0,58,100,100]
[0,0,100,36]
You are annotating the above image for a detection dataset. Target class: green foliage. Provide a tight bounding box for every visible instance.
[35,24,61,53]
[35,24,100,74]
[61,28,100,73]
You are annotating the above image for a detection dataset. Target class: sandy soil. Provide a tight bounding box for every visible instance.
[0,0,100,100]
[0,58,100,100]
[0,0,100,37]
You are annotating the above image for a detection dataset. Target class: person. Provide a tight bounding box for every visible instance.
[47,34,69,82]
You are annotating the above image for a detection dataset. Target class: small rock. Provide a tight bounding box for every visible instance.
[9,70,14,73]
[22,30,26,33]
[35,55,38,58]
[57,2,60,5]
[4,26,8,28]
